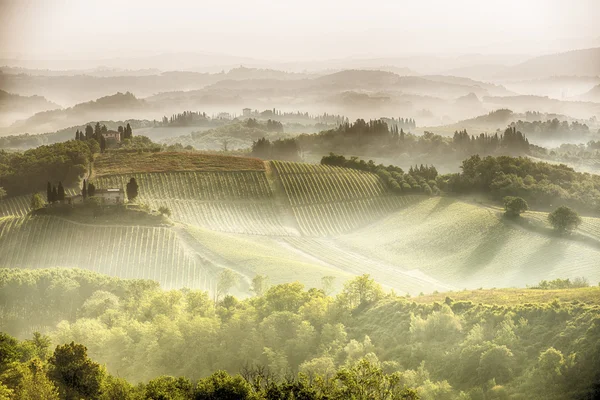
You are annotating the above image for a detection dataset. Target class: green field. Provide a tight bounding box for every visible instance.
[2,153,600,295]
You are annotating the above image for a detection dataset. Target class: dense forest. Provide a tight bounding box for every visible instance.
[1,268,599,399]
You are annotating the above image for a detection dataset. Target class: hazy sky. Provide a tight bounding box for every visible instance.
[1,0,599,61]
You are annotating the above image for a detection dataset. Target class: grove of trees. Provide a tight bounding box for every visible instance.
[1,268,599,400]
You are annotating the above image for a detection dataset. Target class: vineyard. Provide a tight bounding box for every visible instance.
[0,215,217,291]
[95,171,296,235]
[270,160,422,235]
[336,197,600,289]
[0,188,79,218]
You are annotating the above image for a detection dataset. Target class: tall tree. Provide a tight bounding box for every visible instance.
[85,125,93,140]
[57,182,65,202]
[126,178,138,201]
[82,179,87,199]
[100,135,106,153]
[87,183,96,197]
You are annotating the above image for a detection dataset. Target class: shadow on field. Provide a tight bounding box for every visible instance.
[518,239,567,283]
[457,222,511,277]
[426,196,455,218]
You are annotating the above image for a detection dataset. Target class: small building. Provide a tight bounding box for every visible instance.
[95,188,125,204]
[242,108,252,117]
[102,130,121,143]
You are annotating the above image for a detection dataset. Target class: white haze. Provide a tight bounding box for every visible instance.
[1,0,599,68]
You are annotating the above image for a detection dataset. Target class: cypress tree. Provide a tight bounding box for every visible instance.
[51,186,58,203]
[82,179,87,199]
[100,135,106,153]
[88,183,96,197]
[57,182,65,201]
[126,177,138,201]
[47,182,52,203]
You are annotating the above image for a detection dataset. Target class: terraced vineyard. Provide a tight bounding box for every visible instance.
[0,215,216,290]
[95,171,296,235]
[270,160,422,235]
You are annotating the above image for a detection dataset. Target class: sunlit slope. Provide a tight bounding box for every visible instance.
[270,160,421,236]
[524,210,600,241]
[184,225,353,289]
[0,215,215,290]
[333,197,600,289]
[96,171,296,235]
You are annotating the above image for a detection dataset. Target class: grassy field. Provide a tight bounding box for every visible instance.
[334,197,600,290]
[185,226,352,289]
[411,286,600,306]
[93,151,265,176]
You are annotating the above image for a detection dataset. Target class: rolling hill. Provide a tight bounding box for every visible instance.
[1,152,599,296]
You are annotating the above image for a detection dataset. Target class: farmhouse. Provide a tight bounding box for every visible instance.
[102,130,121,143]
[95,188,125,204]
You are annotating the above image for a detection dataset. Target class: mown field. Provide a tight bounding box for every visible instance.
[0,215,216,290]
[93,151,265,176]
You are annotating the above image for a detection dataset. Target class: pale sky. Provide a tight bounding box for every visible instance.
[1,0,599,61]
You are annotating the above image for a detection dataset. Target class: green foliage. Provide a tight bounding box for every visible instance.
[0,140,94,197]
[1,268,600,399]
[529,277,589,289]
[445,155,600,212]
[48,342,105,400]
[217,269,239,301]
[503,196,528,217]
[250,274,270,297]
[29,194,45,211]
[548,206,582,233]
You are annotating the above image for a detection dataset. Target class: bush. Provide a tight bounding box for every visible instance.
[158,206,171,217]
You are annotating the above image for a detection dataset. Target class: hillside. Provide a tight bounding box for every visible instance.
[2,153,600,296]
[580,84,600,102]
[495,47,600,80]
[0,90,60,126]
[6,92,152,135]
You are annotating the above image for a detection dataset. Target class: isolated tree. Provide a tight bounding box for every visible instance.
[30,194,45,211]
[503,196,529,217]
[57,182,65,202]
[126,178,138,201]
[548,206,582,233]
[217,270,238,301]
[82,179,87,199]
[48,342,104,400]
[250,274,269,297]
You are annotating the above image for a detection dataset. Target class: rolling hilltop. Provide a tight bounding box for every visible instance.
[1,152,599,296]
